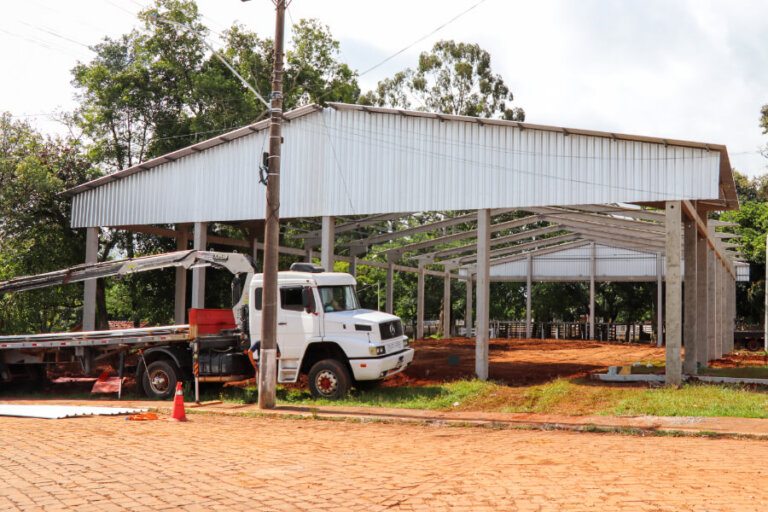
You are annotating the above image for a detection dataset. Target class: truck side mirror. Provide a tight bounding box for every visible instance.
[301,287,313,313]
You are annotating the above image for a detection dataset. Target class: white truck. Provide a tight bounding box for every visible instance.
[0,251,414,400]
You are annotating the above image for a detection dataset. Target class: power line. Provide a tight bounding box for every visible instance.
[359,0,488,77]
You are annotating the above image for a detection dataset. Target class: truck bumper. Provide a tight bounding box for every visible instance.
[350,348,415,381]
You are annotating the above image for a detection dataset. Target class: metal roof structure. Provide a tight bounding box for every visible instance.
[64,103,742,385]
[67,103,738,228]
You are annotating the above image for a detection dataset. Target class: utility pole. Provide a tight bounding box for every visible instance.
[257,0,286,409]
[764,233,767,352]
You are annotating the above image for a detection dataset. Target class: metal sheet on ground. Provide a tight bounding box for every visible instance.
[0,404,146,419]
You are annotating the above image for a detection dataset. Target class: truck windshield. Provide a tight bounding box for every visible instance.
[318,286,360,312]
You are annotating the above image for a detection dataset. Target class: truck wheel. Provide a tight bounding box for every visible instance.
[746,338,761,352]
[142,360,180,400]
[308,359,350,399]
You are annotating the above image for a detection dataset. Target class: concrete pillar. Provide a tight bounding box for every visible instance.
[442,267,452,337]
[525,254,532,339]
[682,216,698,375]
[656,252,663,347]
[417,261,425,340]
[304,241,314,264]
[664,201,682,385]
[730,275,736,352]
[192,222,207,309]
[174,225,190,325]
[466,274,473,336]
[386,254,394,314]
[707,248,717,362]
[476,209,491,380]
[349,255,357,277]
[719,264,726,357]
[321,216,335,271]
[83,227,99,331]
[589,242,596,340]
[695,230,709,368]
[714,263,722,359]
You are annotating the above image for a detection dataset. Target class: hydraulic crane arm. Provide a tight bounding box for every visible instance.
[0,250,257,295]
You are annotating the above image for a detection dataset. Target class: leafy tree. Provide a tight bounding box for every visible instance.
[360,40,524,120]
[0,114,96,334]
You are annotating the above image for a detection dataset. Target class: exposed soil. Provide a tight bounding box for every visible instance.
[386,336,667,387]
[23,337,767,396]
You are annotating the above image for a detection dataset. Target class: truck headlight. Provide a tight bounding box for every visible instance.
[403,338,410,348]
[369,345,386,356]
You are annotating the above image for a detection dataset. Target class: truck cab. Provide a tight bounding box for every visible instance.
[249,264,414,398]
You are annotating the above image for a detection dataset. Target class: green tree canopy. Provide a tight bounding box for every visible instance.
[0,114,96,334]
[360,40,524,120]
[72,0,360,172]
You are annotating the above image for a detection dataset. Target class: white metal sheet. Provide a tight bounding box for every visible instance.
[0,404,146,419]
[489,243,663,281]
[70,106,723,228]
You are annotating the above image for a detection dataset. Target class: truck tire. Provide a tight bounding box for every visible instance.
[746,338,762,352]
[142,360,180,400]
[308,359,350,400]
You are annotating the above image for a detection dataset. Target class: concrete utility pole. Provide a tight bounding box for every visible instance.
[258,0,287,409]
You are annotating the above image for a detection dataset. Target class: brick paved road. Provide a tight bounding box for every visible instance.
[1,413,767,511]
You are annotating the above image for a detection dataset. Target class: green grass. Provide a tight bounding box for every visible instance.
[499,379,768,418]
[610,383,768,418]
[276,379,500,409]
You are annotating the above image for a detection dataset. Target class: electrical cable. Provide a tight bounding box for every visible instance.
[359,0,489,77]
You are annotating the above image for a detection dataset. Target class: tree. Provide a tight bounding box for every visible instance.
[0,114,96,334]
[360,40,524,120]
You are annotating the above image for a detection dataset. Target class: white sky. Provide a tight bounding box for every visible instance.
[1,0,766,177]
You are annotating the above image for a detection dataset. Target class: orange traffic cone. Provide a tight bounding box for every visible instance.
[168,381,187,422]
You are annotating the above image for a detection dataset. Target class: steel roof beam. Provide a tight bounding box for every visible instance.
[340,208,515,248]
[379,215,543,256]
[292,212,413,239]
[462,239,589,270]
[424,225,565,262]
[452,233,580,266]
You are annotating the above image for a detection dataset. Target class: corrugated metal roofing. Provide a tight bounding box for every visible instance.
[488,243,663,282]
[69,103,735,228]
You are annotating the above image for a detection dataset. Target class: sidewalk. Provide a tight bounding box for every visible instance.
[4,396,768,438]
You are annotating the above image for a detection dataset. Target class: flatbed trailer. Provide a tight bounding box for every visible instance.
[0,250,256,399]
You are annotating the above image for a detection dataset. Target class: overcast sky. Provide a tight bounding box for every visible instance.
[1,0,766,177]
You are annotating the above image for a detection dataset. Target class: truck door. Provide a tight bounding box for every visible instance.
[277,286,318,360]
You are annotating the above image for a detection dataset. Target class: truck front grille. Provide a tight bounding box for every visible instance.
[379,320,403,341]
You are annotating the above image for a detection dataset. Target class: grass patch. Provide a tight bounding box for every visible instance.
[610,383,768,418]
[276,379,502,410]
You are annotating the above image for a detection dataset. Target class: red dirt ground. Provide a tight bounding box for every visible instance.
[37,337,764,395]
[385,336,667,387]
